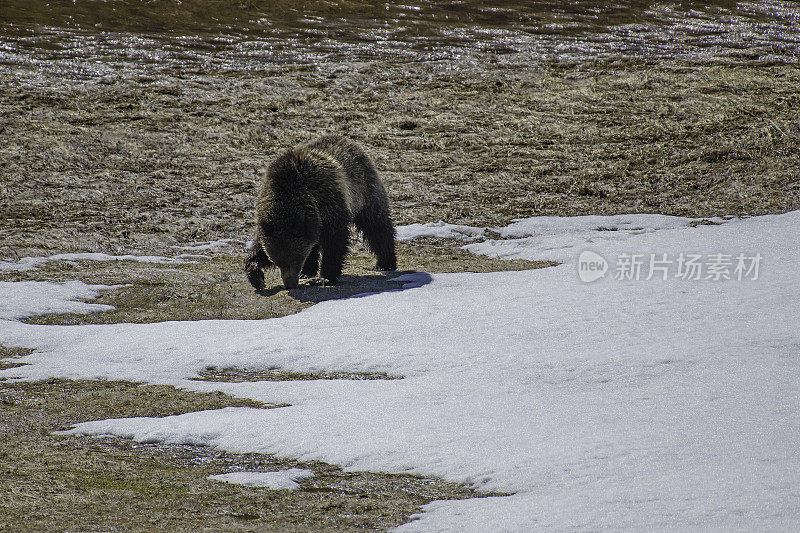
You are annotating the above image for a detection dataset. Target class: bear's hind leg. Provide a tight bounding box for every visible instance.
[356,208,397,271]
[301,244,320,278]
[245,240,272,291]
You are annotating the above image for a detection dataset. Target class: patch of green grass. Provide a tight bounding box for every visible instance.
[0,346,34,359]
[67,468,185,496]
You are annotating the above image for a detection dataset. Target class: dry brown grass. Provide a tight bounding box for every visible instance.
[2,62,797,260]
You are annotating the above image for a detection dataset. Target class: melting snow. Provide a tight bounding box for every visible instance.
[207,469,314,490]
[0,252,189,272]
[1,212,798,532]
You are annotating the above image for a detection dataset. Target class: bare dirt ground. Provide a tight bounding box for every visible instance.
[1,35,799,532]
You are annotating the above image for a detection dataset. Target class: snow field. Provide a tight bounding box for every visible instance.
[1,212,798,531]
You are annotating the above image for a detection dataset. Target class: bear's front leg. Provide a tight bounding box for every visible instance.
[245,240,272,291]
[319,228,349,285]
[300,244,320,278]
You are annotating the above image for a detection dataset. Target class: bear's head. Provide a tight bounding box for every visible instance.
[260,212,320,290]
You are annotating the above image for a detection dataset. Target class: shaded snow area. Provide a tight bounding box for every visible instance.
[2,212,799,531]
[0,281,115,320]
[207,469,314,490]
[0,252,191,272]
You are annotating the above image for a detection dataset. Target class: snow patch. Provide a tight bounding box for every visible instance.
[173,239,242,252]
[0,252,190,273]
[395,221,486,242]
[465,214,729,263]
[0,257,50,272]
[397,214,730,264]
[0,280,115,320]
[207,469,314,490]
[494,213,715,238]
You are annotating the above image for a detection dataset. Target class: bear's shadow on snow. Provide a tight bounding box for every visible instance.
[256,271,432,304]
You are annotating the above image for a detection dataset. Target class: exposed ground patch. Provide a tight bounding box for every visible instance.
[0,378,498,532]
[5,240,552,326]
[0,346,33,371]
[194,367,401,382]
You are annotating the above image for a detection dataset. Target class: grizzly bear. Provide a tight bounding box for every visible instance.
[245,135,396,290]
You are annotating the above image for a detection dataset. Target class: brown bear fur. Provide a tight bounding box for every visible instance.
[245,135,396,290]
